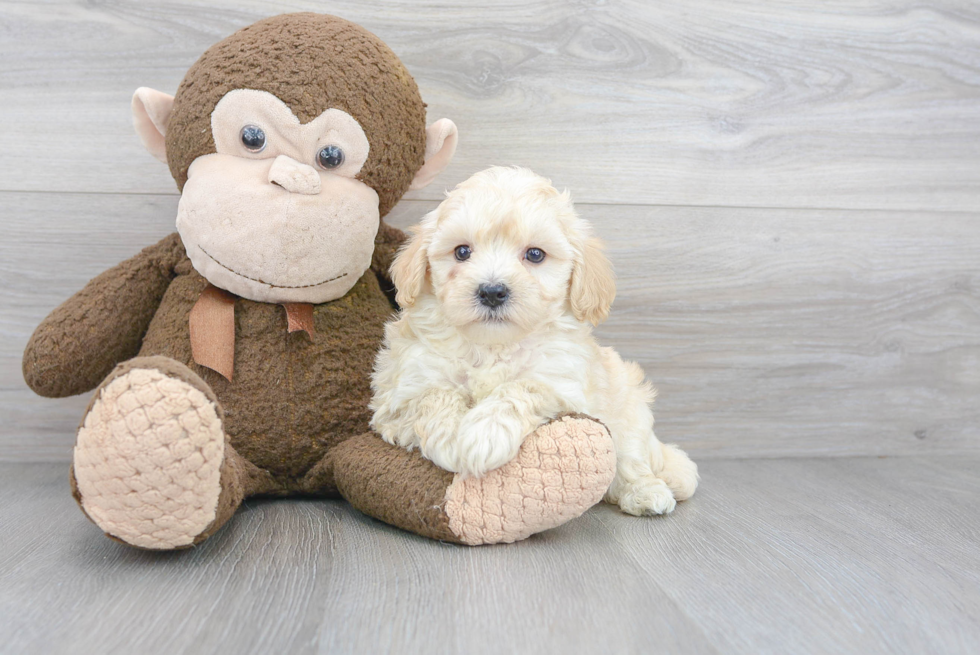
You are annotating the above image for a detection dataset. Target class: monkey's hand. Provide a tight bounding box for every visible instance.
[22,233,184,398]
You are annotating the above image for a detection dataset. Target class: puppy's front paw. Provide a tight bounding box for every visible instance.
[445,407,525,478]
[614,477,677,516]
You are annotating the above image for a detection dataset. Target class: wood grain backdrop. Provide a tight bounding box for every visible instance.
[1,0,978,461]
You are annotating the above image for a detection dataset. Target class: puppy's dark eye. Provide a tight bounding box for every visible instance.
[317,145,345,169]
[454,245,472,262]
[240,125,266,152]
[525,247,546,264]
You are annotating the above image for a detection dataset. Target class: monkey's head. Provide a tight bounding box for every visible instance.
[131,13,457,304]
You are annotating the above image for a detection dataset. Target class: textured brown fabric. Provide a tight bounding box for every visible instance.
[164,13,427,218]
[189,284,237,381]
[68,464,81,506]
[372,221,409,278]
[332,432,460,543]
[191,444,274,547]
[134,235,395,485]
[22,233,185,398]
[372,222,409,306]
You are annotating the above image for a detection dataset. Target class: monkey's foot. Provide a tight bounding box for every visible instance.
[444,414,616,544]
[334,414,616,545]
[72,357,227,550]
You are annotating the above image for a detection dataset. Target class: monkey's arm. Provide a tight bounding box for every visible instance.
[371,222,409,307]
[23,232,186,398]
[331,415,617,545]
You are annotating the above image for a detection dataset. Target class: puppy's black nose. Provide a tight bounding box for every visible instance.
[477,283,509,308]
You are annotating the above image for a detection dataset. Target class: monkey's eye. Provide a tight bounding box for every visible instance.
[317,145,345,169]
[525,247,546,264]
[454,245,472,262]
[240,125,266,152]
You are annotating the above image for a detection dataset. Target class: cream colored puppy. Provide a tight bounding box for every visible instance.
[370,166,698,515]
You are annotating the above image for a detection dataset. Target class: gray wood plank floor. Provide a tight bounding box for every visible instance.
[2,458,979,655]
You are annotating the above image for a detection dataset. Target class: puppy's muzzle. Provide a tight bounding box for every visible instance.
[477,283,509,309]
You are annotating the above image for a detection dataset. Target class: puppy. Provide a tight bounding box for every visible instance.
[370,166,698,515]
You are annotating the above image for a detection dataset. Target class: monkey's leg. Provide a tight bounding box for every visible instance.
[330,414,617,545]
[70,356,274,550]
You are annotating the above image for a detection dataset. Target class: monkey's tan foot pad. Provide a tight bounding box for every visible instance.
[445,414,616,545]
[333,415,616,546]
[72,358,225,550]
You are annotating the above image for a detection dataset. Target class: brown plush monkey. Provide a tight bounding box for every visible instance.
[23,13,616,549]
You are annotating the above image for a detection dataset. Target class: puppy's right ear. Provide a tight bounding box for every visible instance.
[391,214,434,307]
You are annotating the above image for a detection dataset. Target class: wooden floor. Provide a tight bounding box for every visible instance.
[2,1,979,653]
[2,457,979,655]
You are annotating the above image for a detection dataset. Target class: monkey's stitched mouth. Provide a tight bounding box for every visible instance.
[198,246,348,289]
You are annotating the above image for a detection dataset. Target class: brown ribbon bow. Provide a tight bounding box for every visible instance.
[189,284,315,381]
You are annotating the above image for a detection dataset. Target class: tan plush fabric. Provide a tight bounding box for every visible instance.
[210,91,372,181]
[444,415,617,545]
[70,357,281,549]
[409,119,458,190]
[73,361,225,549]
[132,88,173,163]
[177,151,382,305]
[164,13,426,217]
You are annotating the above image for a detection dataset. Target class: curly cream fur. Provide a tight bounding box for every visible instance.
[371,166,698,514]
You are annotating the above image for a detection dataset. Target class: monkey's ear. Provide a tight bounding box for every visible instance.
[409,119,458,190]
[132,87,175,164]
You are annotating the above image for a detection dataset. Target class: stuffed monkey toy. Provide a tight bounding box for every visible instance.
[22,13,616,549]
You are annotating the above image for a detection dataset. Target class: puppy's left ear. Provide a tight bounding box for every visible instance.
[390,213,436,307]
[570,236,616,325]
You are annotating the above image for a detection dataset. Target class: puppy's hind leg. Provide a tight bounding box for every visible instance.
[604,402,697,513]
[606,457,677,516]
[605,430,677,516]
[656,442,699,502]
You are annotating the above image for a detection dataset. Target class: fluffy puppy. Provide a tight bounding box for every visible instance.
[370,166,698,515]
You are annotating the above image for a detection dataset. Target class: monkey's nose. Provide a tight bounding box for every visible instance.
[268,155,321,195]
[477,283,510,308]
